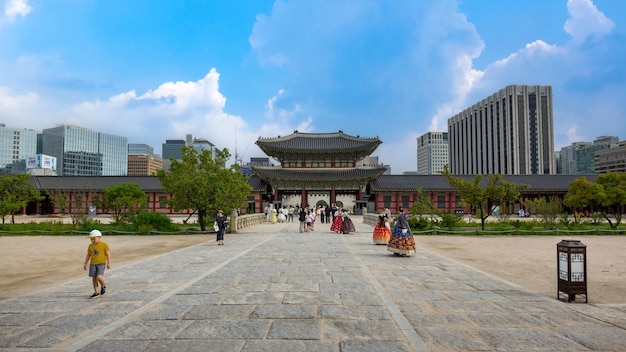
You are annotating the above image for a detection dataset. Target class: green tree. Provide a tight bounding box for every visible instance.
[101,183,146,225]
[525,196,565,229]
[157,146,252,231]
[408,188,435,220]
[485,174,529,222]
[0,174,44,224]
[441,165,527,230]
[594,172,626,228]
[563,176,602,223]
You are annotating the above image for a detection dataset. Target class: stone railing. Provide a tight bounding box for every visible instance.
[230,211,266,233]
[363,213,379,227]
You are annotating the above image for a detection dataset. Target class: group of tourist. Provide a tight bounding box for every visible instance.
[329,205,356,234]
[372,207,416,257]
[263,202,415,257]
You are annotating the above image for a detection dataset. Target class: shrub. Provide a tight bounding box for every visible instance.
[133,211,174,233]
[436,210,464,229]
[408,216,429,230]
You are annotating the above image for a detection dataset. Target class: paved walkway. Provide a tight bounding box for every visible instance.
[1,221,626,351]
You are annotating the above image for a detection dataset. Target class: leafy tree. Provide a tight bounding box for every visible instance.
[0,174,44,224]
[524,196,565,229]
[101,183,146,224]
[157,147,252,232]
[593,172,626,228]
[563,176,602,223]
[409,188,435,221]
[441,165,527,230]
[485,174,529,222]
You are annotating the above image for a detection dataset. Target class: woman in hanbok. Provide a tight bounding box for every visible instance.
[277,206,287,223]
[372,214,391,244]
[330,208,343,233]
[341,209,356,234]
[270,207,278,224]
[387,207,416,256]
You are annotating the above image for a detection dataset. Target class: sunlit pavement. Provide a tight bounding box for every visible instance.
[1,219,625,351]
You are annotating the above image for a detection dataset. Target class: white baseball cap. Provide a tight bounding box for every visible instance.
[88,229,103,238]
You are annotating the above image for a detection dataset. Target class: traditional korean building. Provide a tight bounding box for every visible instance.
[251,131,387,211]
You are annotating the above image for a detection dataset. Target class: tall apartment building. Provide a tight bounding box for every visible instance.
[128,143,163,176]
[0,124,38,174]
[558,136,618,174]
[42,125,128,176]
[595,140,626,173]
[416,132,448,175]
[448,85,555,175]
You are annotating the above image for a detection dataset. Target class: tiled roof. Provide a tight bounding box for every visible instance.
[255,131,382,155]
[247,175,267,192]
[370,174,599,192]
[28,176,165,191]
[27,175,267,192]
[251,166,387,182]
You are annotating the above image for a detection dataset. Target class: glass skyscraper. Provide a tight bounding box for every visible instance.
[42,125,128,176]
[0,124,38,174]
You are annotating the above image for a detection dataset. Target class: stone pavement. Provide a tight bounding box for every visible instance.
[1,220,626,352]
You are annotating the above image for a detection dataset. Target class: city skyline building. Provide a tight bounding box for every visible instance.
[42,124,128,176]
[558,136,618,174]
[128,143,162,176]
[595,140,626,174]
[128,143,155,156]
[416,132,448,175]
[448,85,555,175]
[0,124,38,174]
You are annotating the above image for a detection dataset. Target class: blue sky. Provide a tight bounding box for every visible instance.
[1,0,625,173]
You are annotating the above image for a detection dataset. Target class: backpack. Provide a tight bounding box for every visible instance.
[299,211,306,221]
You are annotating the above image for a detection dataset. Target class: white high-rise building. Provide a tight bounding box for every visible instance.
[416,132,448,175]
[0,124,38,174]
[448,85,555,175]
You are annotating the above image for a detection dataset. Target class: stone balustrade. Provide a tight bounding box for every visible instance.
[230,211,266,233]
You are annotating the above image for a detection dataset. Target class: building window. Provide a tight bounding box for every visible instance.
[384,202,391,208]
[159,196,167,208]
[383,196,391,201]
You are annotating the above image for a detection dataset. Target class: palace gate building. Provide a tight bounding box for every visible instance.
[250,131,387,212]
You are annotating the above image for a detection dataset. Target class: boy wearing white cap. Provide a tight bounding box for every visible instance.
[83,229,111,298]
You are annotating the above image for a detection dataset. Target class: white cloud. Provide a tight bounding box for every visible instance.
[137,69,227,114]
[3,0,30,21]
[0,86,38,115]
[564,0,614,45]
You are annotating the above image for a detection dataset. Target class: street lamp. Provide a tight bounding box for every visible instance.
[557,240,587,303]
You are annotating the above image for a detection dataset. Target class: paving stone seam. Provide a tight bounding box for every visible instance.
[63,233,278,352]
[340,234,430,352]
[413,242,626,332]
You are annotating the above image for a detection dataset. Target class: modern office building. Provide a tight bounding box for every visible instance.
[128,143,163,176]
[128,143,154,156]
[0,124,38,174]
[416,132,448,175]
[448,85,555,175]
[42,125,128,176]
[187,134,218,158]
[558,136,618,174]
[161,139,185,161]
[594,140,626,174]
